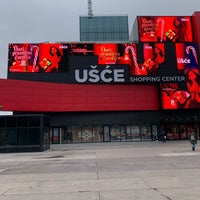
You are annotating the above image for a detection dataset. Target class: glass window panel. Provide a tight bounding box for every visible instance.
[0,118,5,128]
[18,117,28,127]
[141,125,151,141]
[97,33,104,41]
[61,128,67,143]
[103,126,110,142]
[6,117,17,127]
[131,126,141,141]
[110,125,121,142]
[6,128,17,146]
[180,125,187,140]
[81,126,93,143]
[52,128,60,144]
[64,129,73,144]
[0,128,6,147]
[69,126,81,143]
[152,125,158,141]
[113,23,119,32]
[43,128,50,150]
[120,126,127,141]
[44,117,50,127]
[172,125,179,140]
[80,34,87,41]
[17,128,28,145]
[29,128,40,145]
[29,116,40,127]
[92,126,103,142]
[80,16,129,41]
[126,126,133,141]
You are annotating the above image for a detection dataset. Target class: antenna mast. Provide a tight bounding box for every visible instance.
[88,0,93,18]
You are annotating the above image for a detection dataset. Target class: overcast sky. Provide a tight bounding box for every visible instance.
[1,0,200,78]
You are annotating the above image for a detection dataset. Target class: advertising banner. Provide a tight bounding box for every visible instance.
[160,68,200,109]
[8,42,199,84]
[137,16,193,43]
[175,43,199,71]
[159,43,200,109]
[8,43,68,73]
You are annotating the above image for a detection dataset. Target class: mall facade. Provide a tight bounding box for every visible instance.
[1,12,200,151]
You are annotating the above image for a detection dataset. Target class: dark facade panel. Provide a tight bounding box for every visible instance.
[49,111,162,126]
[0,114,50,153]
[49,109,200,127]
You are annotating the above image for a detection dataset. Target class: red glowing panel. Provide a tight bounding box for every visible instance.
[142,43,165,75]
[160,70,200,109]
[8,43,40,72]
[121,43,165,75]
[119,43,138,75]
[138,16,193,42]
[8,43,64,73]
[94,44,119,64]
[160,83,190,109]
[38,44,63,72]
[185,69,200,109]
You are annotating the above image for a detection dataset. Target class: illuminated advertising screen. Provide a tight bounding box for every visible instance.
[138,16,193,42]
[160,68,200,109]
[7,42,198,84]
[8,43,68,73]
[94,43,120,64]
[175,43,199,72]
[124,43,165,76]
[8,43,130,83]
[8,43,126,73]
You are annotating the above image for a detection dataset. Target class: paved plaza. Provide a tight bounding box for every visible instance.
[0,141,200,200]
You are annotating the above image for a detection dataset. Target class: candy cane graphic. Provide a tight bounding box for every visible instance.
[125,45,140,75]
[186,46,198,65]
[157,18,165,42]
[31,45,39,72]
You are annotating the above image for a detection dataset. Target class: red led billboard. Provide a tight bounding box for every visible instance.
[138,16,193,42]
[7,42,168,76]
[7,42,198,84]
[123,43,165,75]
[94,43,119,64]
[8,43,66,73]
[160,69,200,109]
[160,83,189,109]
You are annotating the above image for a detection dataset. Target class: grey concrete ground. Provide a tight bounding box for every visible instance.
[0,141,200,200]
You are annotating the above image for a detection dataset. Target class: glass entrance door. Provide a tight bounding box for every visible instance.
[51,128,60,144]
[103,126,110,142]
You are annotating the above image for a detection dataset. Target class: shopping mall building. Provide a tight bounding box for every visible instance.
[1,12,200,152]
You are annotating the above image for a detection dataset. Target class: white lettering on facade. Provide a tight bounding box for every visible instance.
[177,58,191,64]
[75,65,126,83]
[161,76,185,82]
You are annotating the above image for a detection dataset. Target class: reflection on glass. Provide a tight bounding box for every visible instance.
[110,125,121,142]
[6,128,17,147]
[70,126,81,143]
[0,128,6,147]
[141,125,151,140]
[103,126,110,142]
[131,126,141,141]
[18,128,28,146]
[81,126,93,143]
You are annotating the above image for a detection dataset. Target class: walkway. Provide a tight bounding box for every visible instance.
[0,141,199,200]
